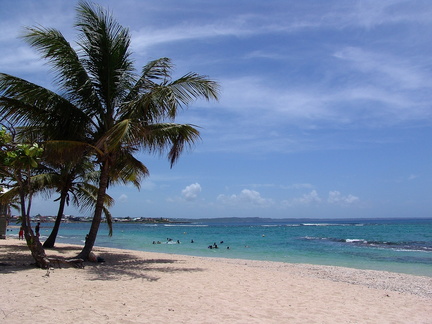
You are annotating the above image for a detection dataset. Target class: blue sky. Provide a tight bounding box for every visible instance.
[1,0,431,219]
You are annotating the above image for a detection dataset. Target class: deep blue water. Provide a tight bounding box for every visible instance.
[28,218,432,277]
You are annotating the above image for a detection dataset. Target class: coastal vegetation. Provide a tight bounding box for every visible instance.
[0,1,219,267]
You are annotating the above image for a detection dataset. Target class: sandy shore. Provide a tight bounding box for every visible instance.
[1,238,431,324]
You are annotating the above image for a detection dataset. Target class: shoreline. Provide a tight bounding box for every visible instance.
[6,218,432,279]
[7,222,432,279]
[2,237,432,297]
[1,238,431,323]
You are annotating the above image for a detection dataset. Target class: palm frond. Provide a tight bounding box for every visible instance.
[76,1,135,114]
[140,123,201,166]
[141,57,173,82]
[109,151,149,188]
[121,68,220,122]
[156,73,220,119]
[126,57,172,99]
[0,187,19,204]
[43,140,94,164]
[72,182,114,211]
[95,119,133,152]
[21,25,100,113]
[0,74,91,140]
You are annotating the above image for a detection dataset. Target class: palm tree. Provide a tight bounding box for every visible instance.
[0,1,219,260]
[0,130,50,268]
[40,157,116,248]
[12,126,116,248]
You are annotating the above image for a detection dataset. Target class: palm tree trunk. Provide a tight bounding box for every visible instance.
[77,160,110,260]
[43,191,67,248]
[23,229,50,269]
[18,181,50,269]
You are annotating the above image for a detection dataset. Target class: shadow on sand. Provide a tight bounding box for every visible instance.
[0,241,205,281]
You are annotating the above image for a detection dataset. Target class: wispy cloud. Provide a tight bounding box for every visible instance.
[282,190,359,207]
[340,0,432,28]
[283,190,322,206]
[118,194,128,203]
[130,0,432,51]
[334,47,432,90]
[217,189,274,207]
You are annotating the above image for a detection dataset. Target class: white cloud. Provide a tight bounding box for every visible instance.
[346,0,432,28]
[283,190,322,206]
[334,47,431,90]
[141,181,157,191]
[286,183,315,190]
[181,183,202,201]
[118,194,128,203]
[131,18,255,51]
[220,70,430,128]
[327,191,359,205]
[217,189,273,207]
[283,190,359,207]
[130,1,432,51]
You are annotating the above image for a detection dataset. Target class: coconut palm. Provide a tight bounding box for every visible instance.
[40,158,115,248]
[0,1,219,260]
[10,123,117,248]
[11,125,116,248]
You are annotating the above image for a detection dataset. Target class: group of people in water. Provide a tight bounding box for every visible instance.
[208,241,229,249]
[152,238,230,249]
[152,238,181,244]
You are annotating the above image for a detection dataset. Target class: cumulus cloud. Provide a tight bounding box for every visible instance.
[217,189,273,207]
[181,183,202,201]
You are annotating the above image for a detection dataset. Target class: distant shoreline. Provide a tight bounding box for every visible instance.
[7,216,432,225]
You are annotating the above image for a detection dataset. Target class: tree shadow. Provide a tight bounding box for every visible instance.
[83,249,205,281]
[0,242,35,273]
[0,241,205,281]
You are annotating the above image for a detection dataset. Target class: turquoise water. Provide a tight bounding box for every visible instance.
[29,218,432,277]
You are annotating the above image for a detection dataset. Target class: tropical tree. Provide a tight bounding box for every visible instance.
[0,1,219,260]
[9,125,114,248]
[41,157,115,248]
[0,128,49,268]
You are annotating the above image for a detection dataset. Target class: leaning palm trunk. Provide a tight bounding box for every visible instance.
[77,160,110,260]
[43,189,67,248]
[23,227,50,269]
[18,179,50,268]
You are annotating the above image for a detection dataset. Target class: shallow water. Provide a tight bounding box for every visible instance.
[23,218,432,277]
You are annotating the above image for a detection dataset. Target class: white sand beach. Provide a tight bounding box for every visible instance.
[1,238,431,324]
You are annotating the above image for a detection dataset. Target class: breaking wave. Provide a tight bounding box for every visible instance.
[302,236,432,252]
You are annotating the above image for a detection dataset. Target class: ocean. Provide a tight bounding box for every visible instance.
[23,218,432,277]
